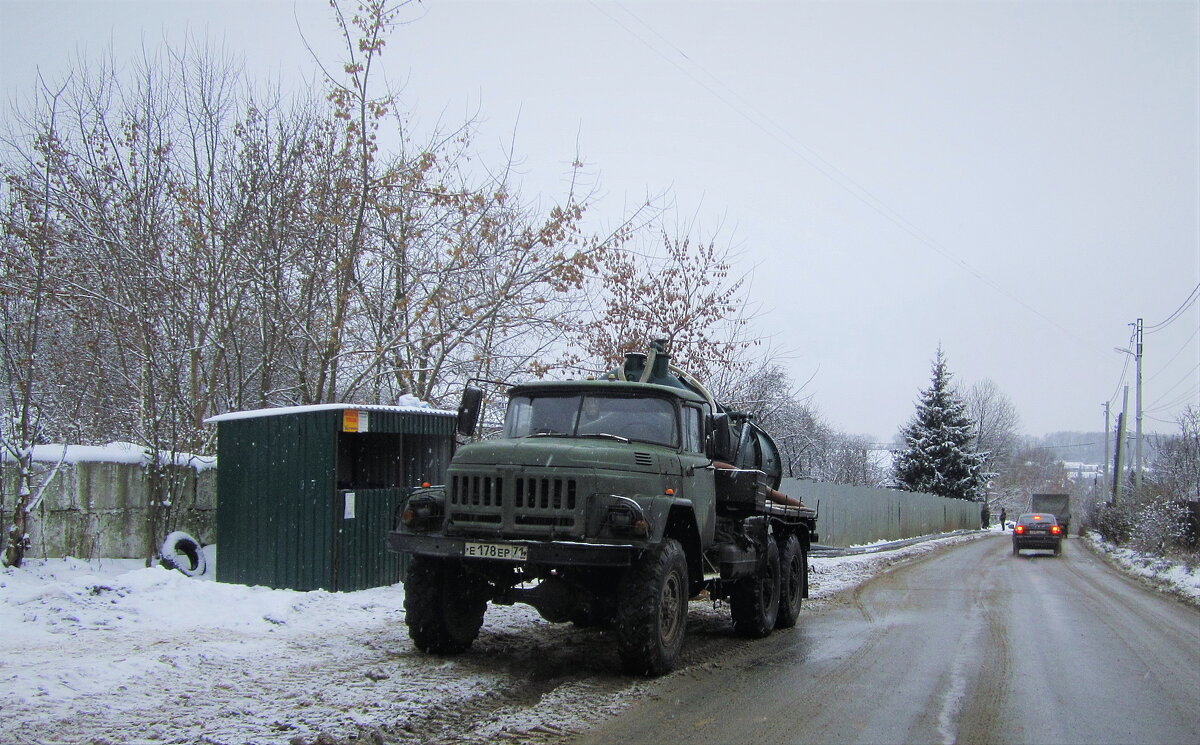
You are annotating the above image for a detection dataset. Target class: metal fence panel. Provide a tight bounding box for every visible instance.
[780,479,980,546]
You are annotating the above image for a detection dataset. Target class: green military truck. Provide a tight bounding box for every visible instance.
[388,341,818,676]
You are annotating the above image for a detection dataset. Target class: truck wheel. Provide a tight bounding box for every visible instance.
[731,537,780,638]
[775,534,805,629]
[404,555,487,654]
[615,539,688,676]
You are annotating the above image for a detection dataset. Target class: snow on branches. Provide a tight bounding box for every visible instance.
[893,347,988,502]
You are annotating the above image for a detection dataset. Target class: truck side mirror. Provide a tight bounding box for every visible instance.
[456,386,484,437]
[706,413,734,462]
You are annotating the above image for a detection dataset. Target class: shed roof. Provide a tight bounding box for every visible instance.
[204,402,455,424]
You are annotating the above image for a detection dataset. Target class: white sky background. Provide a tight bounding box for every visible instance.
[2,0,1197,442]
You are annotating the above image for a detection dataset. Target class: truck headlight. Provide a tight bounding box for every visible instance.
[605,496,649,537]
[397,489,445,532]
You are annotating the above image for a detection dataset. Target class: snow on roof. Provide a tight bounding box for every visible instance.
[2,442,216,472]
[204,395,455,424]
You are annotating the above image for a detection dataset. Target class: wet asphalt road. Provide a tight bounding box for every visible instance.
[570,534,1200,745]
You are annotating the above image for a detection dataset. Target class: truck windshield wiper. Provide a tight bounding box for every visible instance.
[527,431,567,438]
[576,432,630,443]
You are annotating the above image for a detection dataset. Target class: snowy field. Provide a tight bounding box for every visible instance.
[2,531,1195,745]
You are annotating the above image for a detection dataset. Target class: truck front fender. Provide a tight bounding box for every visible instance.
[663,501,704,597]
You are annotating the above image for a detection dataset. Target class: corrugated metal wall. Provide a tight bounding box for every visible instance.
[215,408,453,591]
[780,478,982,546]
[332,488,408,591]
[216,411,338,590]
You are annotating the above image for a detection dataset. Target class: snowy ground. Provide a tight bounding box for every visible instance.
[2,530,1194,745]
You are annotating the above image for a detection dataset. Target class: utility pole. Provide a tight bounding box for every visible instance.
[1134,317,1143,493]
[1113,385,1129,504]
[1103,401,1111,497]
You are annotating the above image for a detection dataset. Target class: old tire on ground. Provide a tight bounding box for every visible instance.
[731,537,780,638]
[159,531,207,577]
[404,555,488,654]
[775,534,805,629]
[615,539,688,676]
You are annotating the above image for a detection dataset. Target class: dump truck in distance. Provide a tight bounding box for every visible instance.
[1031,493,1071,535]
[388,341,818,675]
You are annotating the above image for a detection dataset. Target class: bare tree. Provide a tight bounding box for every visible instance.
[1146,405,1200,502]
[991,445,1073,514]
[964,378,1021,469]
[0,79,70,566]
[567,221,756,384]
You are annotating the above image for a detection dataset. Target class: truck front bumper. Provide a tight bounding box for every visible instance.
[388,532,637,568]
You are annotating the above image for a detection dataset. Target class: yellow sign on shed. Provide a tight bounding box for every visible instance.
[342,409,369,433]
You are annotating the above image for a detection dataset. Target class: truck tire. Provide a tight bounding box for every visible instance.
[731,537,780,638]
[404,555,487,654]
[775,534,805,629]
[615,539,688,677]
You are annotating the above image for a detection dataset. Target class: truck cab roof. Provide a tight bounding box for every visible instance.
[508,379,710,407]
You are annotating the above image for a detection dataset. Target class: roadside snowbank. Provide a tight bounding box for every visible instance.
[1083,531,1200,605]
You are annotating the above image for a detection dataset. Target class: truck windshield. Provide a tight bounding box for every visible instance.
[504,393,678,447]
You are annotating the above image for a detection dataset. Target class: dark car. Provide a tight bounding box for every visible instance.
[1013,513,1063,556]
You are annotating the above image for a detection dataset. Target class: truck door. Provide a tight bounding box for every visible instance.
[679,403,715,544]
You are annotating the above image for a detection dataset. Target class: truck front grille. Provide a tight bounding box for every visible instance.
[514,477,577,510]
[452,475,504,507]
[448,471,583,535]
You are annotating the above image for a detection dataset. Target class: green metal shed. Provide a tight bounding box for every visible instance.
[206,403,455,591]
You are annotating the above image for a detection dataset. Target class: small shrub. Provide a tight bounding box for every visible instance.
[1130,500,1189,556]
[1093,501,1136,545]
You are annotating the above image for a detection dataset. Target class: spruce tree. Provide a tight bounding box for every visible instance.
[893,348,988,501]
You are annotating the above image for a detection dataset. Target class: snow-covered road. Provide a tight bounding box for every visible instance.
[2,532,1193,745]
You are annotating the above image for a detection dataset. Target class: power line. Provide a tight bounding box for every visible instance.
[1146,387,1199,415]
[1145,281,1200,333]
[1145,361,1200,410]
[1107,329,1137,405]
[1146,323,1200,383]
[1145,414,1182,426]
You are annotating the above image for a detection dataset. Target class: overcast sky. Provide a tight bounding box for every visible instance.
[2,0,1197,442]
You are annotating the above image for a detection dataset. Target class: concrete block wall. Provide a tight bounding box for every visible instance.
[1,462,216,559]
[781,478,981,546]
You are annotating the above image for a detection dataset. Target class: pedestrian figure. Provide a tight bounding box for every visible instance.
[1000,508,1008,531]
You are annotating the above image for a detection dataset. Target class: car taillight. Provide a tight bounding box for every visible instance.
[1014,525,1026,534]
[1051,525,1062,535]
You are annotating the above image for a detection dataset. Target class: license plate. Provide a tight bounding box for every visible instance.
[464,542,528,562]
